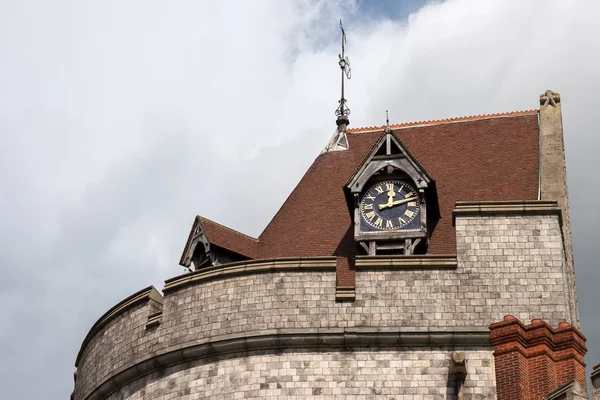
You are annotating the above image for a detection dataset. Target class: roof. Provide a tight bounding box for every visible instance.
[180,216,258,264]
[182,110,540,261]
[257,110,540,257]
[347,110,538,133]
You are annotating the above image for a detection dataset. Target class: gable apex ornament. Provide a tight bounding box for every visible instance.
[180,217,215,271]
[540,89,561,108]
[346,130,431,193]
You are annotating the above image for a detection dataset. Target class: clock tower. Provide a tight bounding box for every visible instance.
[345,121,433,255]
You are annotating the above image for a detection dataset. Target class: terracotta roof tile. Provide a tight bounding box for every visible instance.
[198,216,258,259]
[258,112,540,257]
[347,110,538,133]
[183,111,540,262]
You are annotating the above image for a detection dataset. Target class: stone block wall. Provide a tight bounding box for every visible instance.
[105,348,496,400]
[74,206,573,400]
[73,287,164,400]
[455,212,569,326]
[592,363,600,399]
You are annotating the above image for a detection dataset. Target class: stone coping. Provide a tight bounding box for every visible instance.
[592,363,600,389]
[83,327,491,400]
[355,255,457,269]
[163,256,337,292]
[452,200,561,226]
[540,379,587,400]
[75,286,163,368]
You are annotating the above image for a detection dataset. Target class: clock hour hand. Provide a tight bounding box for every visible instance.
[378,196,417,210]
[384,189,395,207]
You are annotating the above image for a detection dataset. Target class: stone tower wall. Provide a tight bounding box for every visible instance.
[105,348,495,400]
[73,203,571,400]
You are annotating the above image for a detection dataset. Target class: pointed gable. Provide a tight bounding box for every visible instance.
[180,216,258,269]
[345,129,432,194]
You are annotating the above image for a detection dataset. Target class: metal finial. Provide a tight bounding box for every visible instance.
[335,19,351,127]
[385,110,391,133]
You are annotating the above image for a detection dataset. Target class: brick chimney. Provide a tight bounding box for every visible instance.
[489,315,587,400]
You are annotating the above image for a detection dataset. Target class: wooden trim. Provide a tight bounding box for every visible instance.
[452,200,561,226]
[355,255,457,269]
[82,327,491,400]
[164,257,337,293]
[75,286,163,367]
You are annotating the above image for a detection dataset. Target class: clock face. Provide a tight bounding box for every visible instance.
[359,180,420,231]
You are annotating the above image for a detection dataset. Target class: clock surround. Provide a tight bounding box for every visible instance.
[344,129,433,255]
[359,179,421,231]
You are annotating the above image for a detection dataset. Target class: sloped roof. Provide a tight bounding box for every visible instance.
[181,110,540,262]
[258,110,540,257]
[180,216,258,264]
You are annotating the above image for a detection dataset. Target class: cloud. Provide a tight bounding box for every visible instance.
[0,1,599,398]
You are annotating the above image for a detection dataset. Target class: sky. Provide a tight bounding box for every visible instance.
[0,0,599,398]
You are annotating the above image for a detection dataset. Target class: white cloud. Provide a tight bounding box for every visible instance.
[0,1,599,398]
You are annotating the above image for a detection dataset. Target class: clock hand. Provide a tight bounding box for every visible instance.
[378,196,418,210]
[386,189,396,205]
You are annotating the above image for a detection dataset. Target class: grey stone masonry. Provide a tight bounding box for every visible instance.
[592,363,600,400]
[454,213,569,326]
[539,90,579,327]
[105,348,496,400]
[73,205,572,400]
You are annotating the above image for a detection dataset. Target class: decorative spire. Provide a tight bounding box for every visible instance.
[335,19,351,131]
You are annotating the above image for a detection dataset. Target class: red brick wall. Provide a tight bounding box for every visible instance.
[335,256,355,287]
[489,316,587,400]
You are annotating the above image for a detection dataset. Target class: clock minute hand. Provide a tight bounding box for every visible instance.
[378,196,418,210]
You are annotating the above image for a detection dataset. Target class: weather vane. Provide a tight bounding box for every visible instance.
[335,19,351,125]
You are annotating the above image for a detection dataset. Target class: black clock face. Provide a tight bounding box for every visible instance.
[359,180,420,231]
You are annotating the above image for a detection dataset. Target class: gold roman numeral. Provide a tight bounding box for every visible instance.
[374,217,383,228]
[404,192,414,198]
[365,211,375,220]
[363,203,373,210]
[365,194,376,201]
[374,186,384,194]
[407,201,417,207]
[398,217,406,225]
[385,182,394,191]
[404,209,415,217]
[385,220,394,229]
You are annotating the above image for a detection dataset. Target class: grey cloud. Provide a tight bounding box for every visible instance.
[1,1,599,399]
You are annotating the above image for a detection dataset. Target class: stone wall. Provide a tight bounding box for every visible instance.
[73,207,572,400]
[105,348,496,400]
[454,211,569,326]
[592,363,600,400]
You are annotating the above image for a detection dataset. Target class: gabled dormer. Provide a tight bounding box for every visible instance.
[345,128,435,255]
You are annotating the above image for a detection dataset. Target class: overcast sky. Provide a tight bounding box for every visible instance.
[1,1,599,398]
